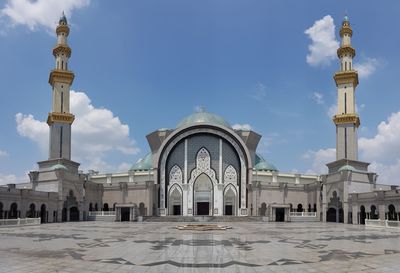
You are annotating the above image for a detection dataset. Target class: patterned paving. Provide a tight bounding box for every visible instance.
[0,221,400,272]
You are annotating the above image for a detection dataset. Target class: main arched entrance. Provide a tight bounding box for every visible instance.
[194,173,213,215]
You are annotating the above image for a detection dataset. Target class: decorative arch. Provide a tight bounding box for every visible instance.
[168,184,183,215]
[188,148,218,186]
[169,165,183,185]
[158,126,251,214]
[223,184,237,216]
[224,165,237,185]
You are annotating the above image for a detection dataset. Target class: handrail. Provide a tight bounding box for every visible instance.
[289,212,317,217]
[88,211,116,216]
[0,218,41,227]
[365,219,400,229]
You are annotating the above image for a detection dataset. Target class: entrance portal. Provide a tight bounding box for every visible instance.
[70,207,79,221]
[173,205,181,215]
[276,208,285,222]
[121,207,130,221]
[225,205,233,215]
[194,174,213,216]
[197,202,210,215]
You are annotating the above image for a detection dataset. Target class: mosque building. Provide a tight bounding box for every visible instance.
[1,15,399,224]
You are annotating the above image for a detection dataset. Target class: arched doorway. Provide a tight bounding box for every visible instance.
[388,204,397,220]
[169,186,182,215]
[194,173,213,215]
[89,203,93,211]
[9,203,18,219]
[103,203,109,211]
[139,203,146,216]
[0,202,3,219]
[27,203,35,218]
[360,205,366,224]
[62,207,67,222]
[94,203,98,211]
[260,203,267,216]
[370,205,378,219]
[70,207,79,221]
[297,204,303,212]
[224,185,237,216]
[40,204,47,223]
[327,207,337,222]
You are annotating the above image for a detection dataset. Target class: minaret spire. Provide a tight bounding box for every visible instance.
[47,13,75,160]
[333,15,360,161]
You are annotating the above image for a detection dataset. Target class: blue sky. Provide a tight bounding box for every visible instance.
[1,0,400,185]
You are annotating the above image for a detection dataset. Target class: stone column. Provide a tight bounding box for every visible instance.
[343,180,349,224]
[352,204,358,225]
[182,184,188,216]
[322,182,327,222]
[378,204,386,220]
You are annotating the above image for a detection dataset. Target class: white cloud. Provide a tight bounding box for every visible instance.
[16,91,139,172]
[303,148,336,174]
[312,92,324,105]
[0,0,90,32]
[0,173,18,184]
[359,111,400,163]
[250,82,267,102]
[232,123,252,131]
[327,103,337,117]
[0,150,8,157]
[354,58,380,79]
[305,15,339,67]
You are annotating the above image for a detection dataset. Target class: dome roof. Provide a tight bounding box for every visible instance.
[51,164,68,171]
[338,164,357,172]
[254,154,278,172]
[131,153,153,171]
[177,111,231,129]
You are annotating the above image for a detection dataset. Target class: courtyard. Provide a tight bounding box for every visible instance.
[0,222,400,273]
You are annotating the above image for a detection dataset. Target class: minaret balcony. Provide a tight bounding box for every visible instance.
[47,112,75,125]
[53,44,71,58]
[49,69,74,86]
[56,25,70,36]
[333,113,360,128]
[337,45,355,58]
[333,70,358,87]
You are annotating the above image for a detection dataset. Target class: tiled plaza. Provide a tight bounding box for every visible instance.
[0,221,400,273]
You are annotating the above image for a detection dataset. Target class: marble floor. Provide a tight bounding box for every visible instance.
[0,221,400,273]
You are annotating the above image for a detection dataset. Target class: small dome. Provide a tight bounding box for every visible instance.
[51,164,68,171]
[343,15,349,22]
[338,164,356,172]
[177,111,231,129]
[254,154,278,172]
[131,153,153,171]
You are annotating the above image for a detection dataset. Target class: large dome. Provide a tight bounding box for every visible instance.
[254,153,278,172]
[177,111,231,129]
[130,153,153,171]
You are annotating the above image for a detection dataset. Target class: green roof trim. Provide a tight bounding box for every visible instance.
[254,153,278,172]
[131,153,153,171]
[51,164,68,171]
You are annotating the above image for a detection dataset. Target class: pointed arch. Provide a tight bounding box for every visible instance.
[224,165,237,185]
[189,147,217,186]
[169,165,183,184]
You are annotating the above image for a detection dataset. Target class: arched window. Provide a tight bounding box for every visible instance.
[297,204,303,212]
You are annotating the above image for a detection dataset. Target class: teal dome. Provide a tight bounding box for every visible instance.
[131,153,153,171]
[343,15,349,22]
[254,154,278,172]
[338,164,356,172]
[177,111,231,129]
[51,164,68,171]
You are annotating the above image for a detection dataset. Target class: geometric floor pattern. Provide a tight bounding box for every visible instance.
[1,221,400,272]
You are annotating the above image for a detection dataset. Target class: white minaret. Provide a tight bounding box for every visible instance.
[47,13,75,160]
[333,15,360,161]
